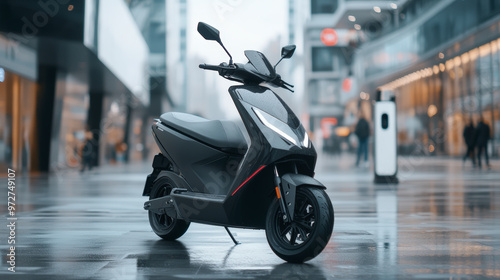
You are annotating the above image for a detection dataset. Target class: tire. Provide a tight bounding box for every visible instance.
[265,187,334,263]
[148,176,190,240]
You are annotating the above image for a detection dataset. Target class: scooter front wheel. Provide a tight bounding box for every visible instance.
[148,176,190,240]
[265,187,334,263]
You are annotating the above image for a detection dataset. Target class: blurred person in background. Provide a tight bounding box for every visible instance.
[80,128,94,173]
[462,119,476,167]
[475,117,491,169]
[355,113,370,167]
[116,142,128,163]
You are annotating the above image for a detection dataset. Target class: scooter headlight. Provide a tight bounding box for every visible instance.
[253,108,298,146]
[302,131,310,147]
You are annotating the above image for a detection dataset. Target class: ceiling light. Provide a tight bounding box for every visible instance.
[373,6,381,13]
[348,15,356,22]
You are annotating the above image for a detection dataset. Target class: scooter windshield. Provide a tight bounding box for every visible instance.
[244,50,276,79]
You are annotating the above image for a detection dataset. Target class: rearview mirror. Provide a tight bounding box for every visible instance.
[274,45,296,69]
[197,22,221,42]
[281,45,296,59]
[197,22,233,65]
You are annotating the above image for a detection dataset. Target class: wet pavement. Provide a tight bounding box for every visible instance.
[1,154,500,279]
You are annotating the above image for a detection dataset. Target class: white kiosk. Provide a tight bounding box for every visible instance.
[374,89,398,184]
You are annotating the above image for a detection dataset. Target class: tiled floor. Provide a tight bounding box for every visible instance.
[1,155,499,279]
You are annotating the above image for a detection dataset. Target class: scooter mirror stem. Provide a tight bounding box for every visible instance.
[273,57,283,71]
[219,42,233,65]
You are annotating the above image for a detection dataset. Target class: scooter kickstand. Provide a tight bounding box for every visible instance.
[224,227,240,245]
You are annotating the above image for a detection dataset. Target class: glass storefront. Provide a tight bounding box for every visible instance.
[0,68,37,172]
[384,39,500,157]
[355,0,500,158]
[362,0,500,81]
[101,98,127,165]
[128,106,151,162]
[0,69,147,172]
[56,75,89,169]
[311,46,343,72]
[310,79,339,105]
[311,0,338,14]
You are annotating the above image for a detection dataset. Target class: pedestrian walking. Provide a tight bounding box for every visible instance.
[355,115,370,167]
[475,117,491,169]
[462,119,476,166]
[80,129,94,172]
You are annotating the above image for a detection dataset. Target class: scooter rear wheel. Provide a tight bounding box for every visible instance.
[148,176,190,240]
[265,187,334,263]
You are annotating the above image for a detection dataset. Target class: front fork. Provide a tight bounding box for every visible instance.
[274,166,294,223]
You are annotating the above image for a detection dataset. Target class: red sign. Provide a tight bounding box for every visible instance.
[321,117,338,138]
[342,78,352,92]
[320,28,338,46]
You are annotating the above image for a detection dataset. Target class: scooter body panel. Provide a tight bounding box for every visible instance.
[152,123,244,195]
[220,85,317,228]
[148,85,317,229]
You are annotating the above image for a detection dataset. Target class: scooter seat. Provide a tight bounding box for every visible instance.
[160,112,247,154]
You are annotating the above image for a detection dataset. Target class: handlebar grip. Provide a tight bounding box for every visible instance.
[199,64,220,71]
[282,80,294,88]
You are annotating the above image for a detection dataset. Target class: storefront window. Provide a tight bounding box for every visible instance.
[362,0,500,80]
[0,69,37,172]
[57,74,89,169]
[101,99,127,164]
[312,47,336,72]
[0,70,13,169]
[130,117,144,162]
[393,39,500,157]
[311,0,338,14]
[310,79,339,105]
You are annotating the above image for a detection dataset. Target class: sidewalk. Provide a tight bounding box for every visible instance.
[1,152,499,279]
[315,152,499,183]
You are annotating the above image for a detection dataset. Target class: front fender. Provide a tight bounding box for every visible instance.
[280,173,326,220]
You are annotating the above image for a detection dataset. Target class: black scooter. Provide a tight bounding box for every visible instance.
[142,22,334,263]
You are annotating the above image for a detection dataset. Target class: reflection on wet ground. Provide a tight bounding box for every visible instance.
[0,156,499,279]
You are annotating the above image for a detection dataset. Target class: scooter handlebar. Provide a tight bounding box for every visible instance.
[199,63,237,78]
[199,64,221,71]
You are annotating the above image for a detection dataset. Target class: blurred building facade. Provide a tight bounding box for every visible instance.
[128,0,173,161]
[285,0,308,122]
[304,0,392,153]
[305,0,500,157]
[166,0,188,112]
[0,0,160,173]
[354,0,500,157]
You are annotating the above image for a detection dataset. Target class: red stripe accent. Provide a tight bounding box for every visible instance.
[231,165,266,196]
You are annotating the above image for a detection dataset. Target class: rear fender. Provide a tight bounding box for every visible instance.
[142,154,184,196]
